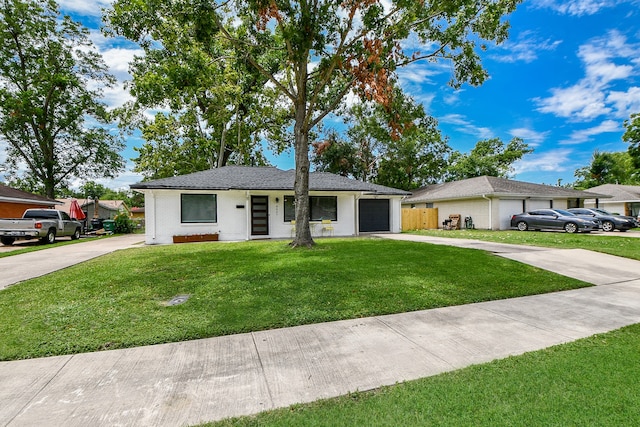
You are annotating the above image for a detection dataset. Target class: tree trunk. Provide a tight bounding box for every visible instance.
[292,125,313,247]
[290,61,314,247]
[44,159,56,199]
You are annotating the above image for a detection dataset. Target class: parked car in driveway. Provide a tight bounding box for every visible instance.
[568,208,638,232]
[510,209,600,234]
[0,209,82,245]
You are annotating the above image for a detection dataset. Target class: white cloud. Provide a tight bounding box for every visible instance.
[58,0,112,17]
[440,114,494,139]
[397,66,441,85]
[531,0,621,16]
[534,30,640,121]
[579,32,636,85]
[561,119,620,144]
[534,81,610,120]
[509,127,550,145]
[101,47,141,79]
[491,31,562,63]
[97,169,144,191]
[606,87,640,118]
[514,148,573,174]
[101,84,134,110]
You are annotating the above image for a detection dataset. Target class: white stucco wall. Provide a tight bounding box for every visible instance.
[141,189,402,244]
[584,200,627,215]
[499,199,524,230]
[403,197,572,231]
[431,199,491,229]
[527,199,553,210]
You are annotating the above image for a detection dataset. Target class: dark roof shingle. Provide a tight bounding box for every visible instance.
[130,166,410,196]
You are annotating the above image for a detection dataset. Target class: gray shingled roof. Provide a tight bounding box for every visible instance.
[0,183,60,205]
[404,176,609,203]
[130,166,410,196]
[584,184,640,202]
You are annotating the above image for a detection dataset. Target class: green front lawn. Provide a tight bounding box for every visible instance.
[409,229,640,260]
[210,324,640,426]
[0,238,589,361]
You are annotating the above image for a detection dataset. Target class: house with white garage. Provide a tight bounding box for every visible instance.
[403,176,608,230]
[130,166,410,244]
[583,184,640,218]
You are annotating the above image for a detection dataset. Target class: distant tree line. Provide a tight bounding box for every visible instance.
[1,0,639,209]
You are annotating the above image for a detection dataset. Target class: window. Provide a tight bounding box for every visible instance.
[284,196,337,221]
[181,194,217,223]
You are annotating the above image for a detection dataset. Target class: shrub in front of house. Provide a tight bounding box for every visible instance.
[114,213,135,234]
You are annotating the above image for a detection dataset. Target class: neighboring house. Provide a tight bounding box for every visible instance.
[131,207,145,220]
[81,200,131,220]
[403,176,608,230]
[130,166,410,244]
[583,184,640,218]
[130,206,145,229]
[0,184,60,218]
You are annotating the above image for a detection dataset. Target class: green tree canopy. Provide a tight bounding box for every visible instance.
[445,137,532,181]
[314,89,450,190]
[108,0,521,246]
[573,150,639,189]
[0,0,125,198]
[623,113,640,171]
[105,2,289,180]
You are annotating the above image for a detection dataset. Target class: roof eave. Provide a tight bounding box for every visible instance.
[0,196,61,205]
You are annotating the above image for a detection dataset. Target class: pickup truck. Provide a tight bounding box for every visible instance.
[0,209,82,245]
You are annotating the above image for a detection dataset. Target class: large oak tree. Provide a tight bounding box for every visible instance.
[109,0,521,246]
[445,137,532,181]
[623,113,640,172]
[105,4,289,180]
[313,88,450,190]
[0,0,124,198]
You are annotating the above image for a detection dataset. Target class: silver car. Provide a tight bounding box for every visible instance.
[510,209,600,234]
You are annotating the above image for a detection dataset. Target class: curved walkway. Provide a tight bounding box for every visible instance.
[1,234,639,426]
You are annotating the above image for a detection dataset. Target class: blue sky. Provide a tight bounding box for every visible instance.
[54,0,640,189]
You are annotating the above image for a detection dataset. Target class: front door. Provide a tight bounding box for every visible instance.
[251,196,269,236]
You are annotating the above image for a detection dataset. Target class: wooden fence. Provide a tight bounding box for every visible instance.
[402,208,439,231]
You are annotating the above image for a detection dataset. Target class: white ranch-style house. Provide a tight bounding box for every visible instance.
[131,166,410,245]
[583,184,640,218]
[403,176,608,230]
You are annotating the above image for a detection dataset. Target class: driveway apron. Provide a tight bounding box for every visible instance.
[0,234,144,291]
[1,233,639,426]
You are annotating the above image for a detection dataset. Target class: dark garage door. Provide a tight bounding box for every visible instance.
[359,199,390,232]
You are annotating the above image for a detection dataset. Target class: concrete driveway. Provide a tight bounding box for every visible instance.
[0,233,639,426]
[0,234,144,291]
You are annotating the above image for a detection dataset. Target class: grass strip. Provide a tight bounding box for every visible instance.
[410,229,640,260]
[210,324,640,426]
[0,238,588,360]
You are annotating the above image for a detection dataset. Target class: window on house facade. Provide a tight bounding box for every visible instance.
[283,195,337,221]
[181,194,217,223]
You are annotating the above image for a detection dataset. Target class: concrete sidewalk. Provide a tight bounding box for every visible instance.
[1,234,640,426]
[0,234,144,291]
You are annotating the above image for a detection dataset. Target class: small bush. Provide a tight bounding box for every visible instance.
[114,213,135,234]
